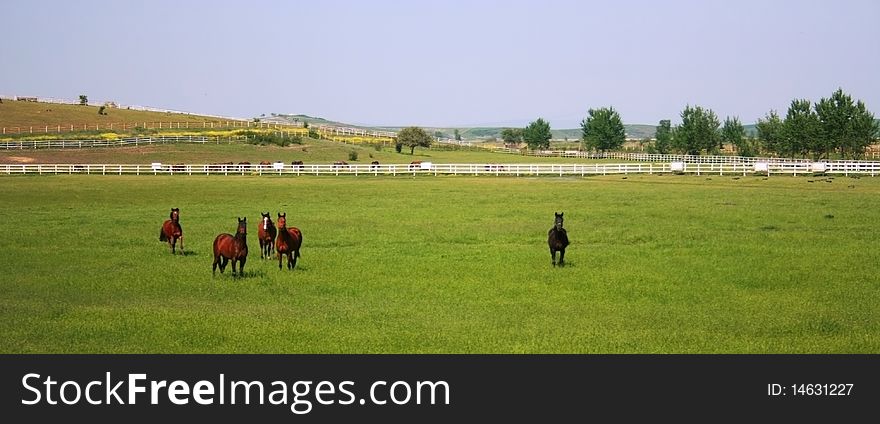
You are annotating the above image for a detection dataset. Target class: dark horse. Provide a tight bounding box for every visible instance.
[258,212,277,259]
[212,217,248,276]
[548,212,569,267]
[275,213,303,271]
[159,208,183,254]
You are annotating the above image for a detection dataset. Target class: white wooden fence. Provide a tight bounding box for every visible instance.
[497,149,871,164]
[0,135,296,150]
[3,162,879,177]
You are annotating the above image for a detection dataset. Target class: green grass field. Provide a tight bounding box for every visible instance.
[1,174,878,353]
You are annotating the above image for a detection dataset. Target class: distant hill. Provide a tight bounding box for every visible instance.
[375,124,660,141]
[264,113,880,142]
[0,99,241,129]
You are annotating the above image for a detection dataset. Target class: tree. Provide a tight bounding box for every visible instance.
[755,110,784,156]
[454,129,462,141]
[500,128,523,146]
[782,99,822,159]
[674,105,720,155]
[654,119,672,154]
[581,106,625,152]
[816,88,879,159]
[720,116,746,155]
[522,118,552,150]
[78,95,88,106]
[396,126,433,155]
[98,106,107,116]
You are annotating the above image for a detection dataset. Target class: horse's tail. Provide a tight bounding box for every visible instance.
[159,226,168,242]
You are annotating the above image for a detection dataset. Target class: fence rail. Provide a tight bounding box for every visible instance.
[3,162,878,177]
[498,149,880,164]
[0,120,309,136]
[0,135,292,150]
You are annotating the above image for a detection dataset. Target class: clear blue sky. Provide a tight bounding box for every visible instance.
[1,0,877,128]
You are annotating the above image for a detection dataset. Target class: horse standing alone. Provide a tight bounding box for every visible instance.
[258,212,277,259]
[548,212,569,267]
[275,213,303,271]
[159,208,184,254]
[212,217,249,276]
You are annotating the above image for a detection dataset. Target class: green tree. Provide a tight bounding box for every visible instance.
[500,128,523,146]
[522,118,552,150]
[581,106,625,152]
[673,105,720,155]
[816,88,879,159]
[396,126,433,155]
[720,116,746,155]
[654,119,672,154]
[782,99,822,159]
[454,129,462,141]
[78,95,88,106]
[756,110,784,156]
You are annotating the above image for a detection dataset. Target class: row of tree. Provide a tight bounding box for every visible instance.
[502,89,878,160]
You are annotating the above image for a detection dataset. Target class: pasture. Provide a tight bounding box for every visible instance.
[1,174,878,353]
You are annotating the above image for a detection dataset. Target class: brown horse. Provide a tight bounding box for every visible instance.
[212,217,249,276]
[159,208,183,254]
[275,213,302,270]
[548,212,570,267]
[258,212,277,259]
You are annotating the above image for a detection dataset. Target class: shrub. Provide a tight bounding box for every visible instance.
[348,150,359,161]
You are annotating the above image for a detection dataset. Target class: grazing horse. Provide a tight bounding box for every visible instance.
[159,208,184,254]
[212,217,249,276]
[548,212,570,267]
[275,213,303,271]
[258,212,277,259]
[291,160,304,169]
[409,160,422,171]
[370,160,380,170]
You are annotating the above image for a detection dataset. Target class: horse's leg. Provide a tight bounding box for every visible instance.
[558,248,565,267]
[278,251,283,270]
[212,254,219,275]
[239,256,246,276]
[550,248,557,267]
[220,257,228,273]
[231,258,237,276]
[171,238,176,255]
[291,249,299,270]
[179,236,183,254]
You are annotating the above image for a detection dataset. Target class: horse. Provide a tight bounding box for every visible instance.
[275,213,303,271]
[258,212,277,259]
[212,217,248,276]
[370,160,380,170]
[332,160,349,169]
[548,212,570,267]
[291,160,304,169]
[409,160,422,171]
[159,208,184,254]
